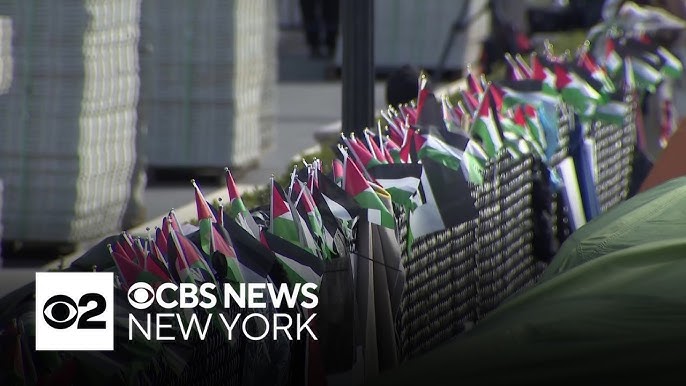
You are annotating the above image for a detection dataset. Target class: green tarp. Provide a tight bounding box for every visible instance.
[370,177,686,385]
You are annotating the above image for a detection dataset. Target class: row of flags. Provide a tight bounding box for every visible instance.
[107,26,685,297]
[3,2,684,384]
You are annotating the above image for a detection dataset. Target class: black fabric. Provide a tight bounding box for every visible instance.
[420,156,478,225]
[222,216,279,283]
[555,187,573,247]
[316,254,356,374]
[628,147,654,198]
[531,158,559,263]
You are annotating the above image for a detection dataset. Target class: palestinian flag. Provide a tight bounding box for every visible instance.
[514,106,547,155]
[466,71,484,95]
[627,55,662,93]
[627,35,682,79]
[332,158,344,186]
[381,109,406,147]
[382,134,401,163]
[310,186,346,258]
[167,209,182,233]
[470,88,504,158]
[493,80,559,111]
[110,243,169,289]
[657,45,683,79]
[271,178,301,247]
[261,230,324,287]
[441,96,461,126]
[192,179,217,256]
[368,163,422,209]
[343,135,382,173]
[461,90,479,113]
[209,223,245,285]
[222,217,275,282]
[410,156,478,239]
[578,51,615,94]
[168,230,216,285]
[617,38,664,92]
[364,130,388,163]
[531,54,558,96]
[118,232,142,265]
[318,173,361,221]
[604,38,623,75]
[500,115,542,159]
[594,99,629,126]
[414,130,462,170]
[291,180,326,258]
[399,128,415,163]
[155,226,169,256]
[225,168,260,238]
[555,63,602,119]
[344,157,395,229]
[505,53,528,80]
[148,239,174,282]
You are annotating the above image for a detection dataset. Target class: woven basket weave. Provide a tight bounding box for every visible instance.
[590,93,637,213]
[473,153,542,316]
[396,217,478,359]
[396,153,541,360]
[396,102,578,360]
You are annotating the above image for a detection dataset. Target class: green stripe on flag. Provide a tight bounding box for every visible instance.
[272,216,300,245]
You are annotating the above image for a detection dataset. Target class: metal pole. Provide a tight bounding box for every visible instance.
[341,0,374,137]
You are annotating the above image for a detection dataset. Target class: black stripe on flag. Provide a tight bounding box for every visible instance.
[263,230,324,278]
[422,156,478,226]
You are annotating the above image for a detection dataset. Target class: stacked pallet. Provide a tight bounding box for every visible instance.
[141,0,275,169]
[0,0,141,243]
[0,16,8,258]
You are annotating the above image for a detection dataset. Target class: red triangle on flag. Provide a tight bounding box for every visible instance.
[110,246,142,288]
[347,136,376,168]
[192,180,216,222]
[514,106,527,126]
[467,72,484,95]
[332,159,344,181]
[554,64,572,89]
[344,157,371,198]
[272,180,291,219]
[532,55,546,81]
[225,168,242,202]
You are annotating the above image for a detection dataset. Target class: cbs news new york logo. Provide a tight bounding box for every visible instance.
[35,272,114,351]
[35,272,319,351]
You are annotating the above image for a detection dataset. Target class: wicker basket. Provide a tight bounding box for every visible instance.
[396,217,479,359]
[590,92,637,213]
[395,102,580,360]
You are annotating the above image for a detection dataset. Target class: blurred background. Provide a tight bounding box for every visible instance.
[0,0,629,269]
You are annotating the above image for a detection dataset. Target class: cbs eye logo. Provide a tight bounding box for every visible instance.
[42,293,107,330]
[35,272,114,351]
[127,282,155,309]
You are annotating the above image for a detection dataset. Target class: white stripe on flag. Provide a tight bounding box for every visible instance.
[409,202,445,239]
[323,194,353,221]
[557,157,586,230]
[375,177,420,194]
[275,253,322,286]
[367,208,382,226]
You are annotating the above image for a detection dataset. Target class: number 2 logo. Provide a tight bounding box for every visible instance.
[42,293,107,330]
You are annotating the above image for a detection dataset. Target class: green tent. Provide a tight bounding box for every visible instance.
[369,177,686,385]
